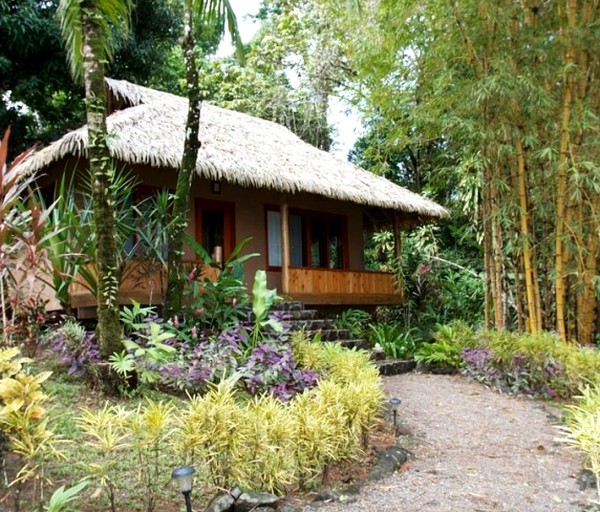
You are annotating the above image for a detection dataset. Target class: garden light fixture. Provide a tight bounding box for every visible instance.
[389,397,401,431]
[171,466,195,512]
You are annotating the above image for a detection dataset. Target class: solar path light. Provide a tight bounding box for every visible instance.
[389,397,401,431]
[171,466,195,512]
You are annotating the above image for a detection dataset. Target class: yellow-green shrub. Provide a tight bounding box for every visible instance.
[0,347,64,509]
[289,386,349,487]
[476,330,600,397]
[77,404,133,511]
[76,339,385,497]
[559,382,600,501]
[234,394,296,492]
[290,330,327,372]
[171,379,243,488]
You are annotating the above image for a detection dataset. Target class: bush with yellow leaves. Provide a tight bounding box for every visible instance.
[75,335,384,508]
[0,347,64,509]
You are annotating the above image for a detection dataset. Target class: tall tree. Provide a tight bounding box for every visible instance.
[342,0,600,341]
[1,0,181,158]
[57,0,132,372]
[164,0,242,315]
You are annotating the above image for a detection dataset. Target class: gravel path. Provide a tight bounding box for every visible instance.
[304,372,598,512]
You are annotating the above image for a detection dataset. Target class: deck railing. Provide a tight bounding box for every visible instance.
[288,267,403,305]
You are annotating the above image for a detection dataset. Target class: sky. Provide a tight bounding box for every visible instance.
[218,0,362,158]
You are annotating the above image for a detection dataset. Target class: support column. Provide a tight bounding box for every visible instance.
[281,202,291,295]
[393,213,403,262]
[393,212,403,297]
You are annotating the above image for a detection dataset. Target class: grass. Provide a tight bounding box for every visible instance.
[40,378,184,512]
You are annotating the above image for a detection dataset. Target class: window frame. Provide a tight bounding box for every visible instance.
[264,205,349,271]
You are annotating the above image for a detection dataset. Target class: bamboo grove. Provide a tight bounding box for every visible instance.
[345,0,600,343]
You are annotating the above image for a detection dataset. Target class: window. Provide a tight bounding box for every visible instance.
[266,207,347,269]
[124,186,169,258]
[267,210,282,266]
[196,199,235,264]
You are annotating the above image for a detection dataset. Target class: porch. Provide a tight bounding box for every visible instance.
[68,263,401,316]
[287,267,403,306]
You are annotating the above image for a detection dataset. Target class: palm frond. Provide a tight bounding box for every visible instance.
[57,0,132,80]
[57,0,84,80]
[193,0,244,62]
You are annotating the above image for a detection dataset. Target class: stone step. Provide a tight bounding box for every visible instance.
[271,301,304,311]
[285,309,318,321]
[305,328,352,342]
[375,359,417,376]
[288,318,336,331]
[338,339,369,350]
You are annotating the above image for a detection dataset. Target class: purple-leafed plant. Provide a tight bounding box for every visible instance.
[159,327,245,392]
[242,341,318,401]
[50,319,101,384]
[461,347,501,386]
[461,344,564,399]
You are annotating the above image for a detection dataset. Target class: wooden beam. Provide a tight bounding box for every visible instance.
[291,293,404,306]
[281,202,291,295]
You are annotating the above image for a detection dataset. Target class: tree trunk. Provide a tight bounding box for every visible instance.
[554,0,576,341]
[165,4,202,316]
[82,3,122,363]
[515,137,541,332]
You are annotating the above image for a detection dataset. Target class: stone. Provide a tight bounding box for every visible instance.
[204,492,235,512]
[230,485,243,501]
[577,469,598,490]
[277,504,300,512]
[312,490,339,502]
[235,491,280,512]
[367,445,409,481]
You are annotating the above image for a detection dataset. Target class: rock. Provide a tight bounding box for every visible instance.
[577,468,598,490]
[204,492,235,512]
[367,445,409,481]
[235,491,280,512]
[230,485,243,501]
[377,359,416,376]
[312,490,339,502]
[277,504,300,512]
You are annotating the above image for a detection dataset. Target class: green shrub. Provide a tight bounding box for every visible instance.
[464,330,600,398]
[334,308,371,339]
[368,323,417,359]
[414,321,476,371]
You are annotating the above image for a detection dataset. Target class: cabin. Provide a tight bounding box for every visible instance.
[14,79,448,317]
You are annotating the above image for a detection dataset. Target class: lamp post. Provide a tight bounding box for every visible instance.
[389,397,401,433]
[171,466,195,512]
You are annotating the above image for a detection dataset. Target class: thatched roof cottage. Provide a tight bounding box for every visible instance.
[16,79,448,315]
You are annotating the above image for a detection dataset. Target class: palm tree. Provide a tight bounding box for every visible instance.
[57,0,132,370]
[165,0,243,315]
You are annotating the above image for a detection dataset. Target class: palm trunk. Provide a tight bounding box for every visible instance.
[82,3,122,361]
[165,4,202,316]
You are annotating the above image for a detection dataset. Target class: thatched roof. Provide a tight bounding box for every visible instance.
[16,78,448,221]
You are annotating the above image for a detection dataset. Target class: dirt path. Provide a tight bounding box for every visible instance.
[304,372,598,512]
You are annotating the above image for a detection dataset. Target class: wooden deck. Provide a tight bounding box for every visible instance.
[70,263,402,316]
[288,268,403,305]
[69,261,219,315]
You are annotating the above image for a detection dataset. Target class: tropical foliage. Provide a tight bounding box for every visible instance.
[342,0,600,342]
